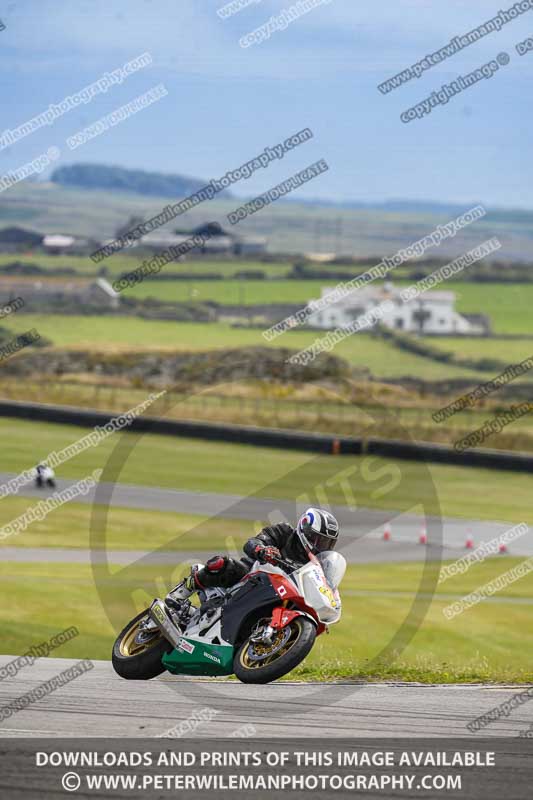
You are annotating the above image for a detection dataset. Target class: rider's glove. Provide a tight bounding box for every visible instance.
[255,545,281,564]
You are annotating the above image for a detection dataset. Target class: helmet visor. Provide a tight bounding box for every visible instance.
[306,529,338,553]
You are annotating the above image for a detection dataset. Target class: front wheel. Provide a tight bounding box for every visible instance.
[112,609,173,680]
[234,617,316,684]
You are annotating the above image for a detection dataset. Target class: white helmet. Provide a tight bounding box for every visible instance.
[296,508,339,554]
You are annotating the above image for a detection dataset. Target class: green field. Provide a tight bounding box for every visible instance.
[421,336,533,363]
[0,495,253,552]
[127,278,327,305]
[3,248,533,339]
[3,314,491,381]
[423,282,533,336]
[1,559,532,682]
[122,279,533,336]
[1,418,533,525]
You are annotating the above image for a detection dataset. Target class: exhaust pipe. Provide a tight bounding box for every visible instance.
[149,599,183,650]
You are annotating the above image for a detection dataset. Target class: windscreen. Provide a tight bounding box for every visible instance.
[315,551,347,589]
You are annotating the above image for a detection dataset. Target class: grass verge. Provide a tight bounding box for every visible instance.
[0,497,252,551]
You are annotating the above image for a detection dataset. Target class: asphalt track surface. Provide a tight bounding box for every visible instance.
[1,473,530,564]
[1,658,532,738]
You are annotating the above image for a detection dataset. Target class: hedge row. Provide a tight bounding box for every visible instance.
[377,327,509,374]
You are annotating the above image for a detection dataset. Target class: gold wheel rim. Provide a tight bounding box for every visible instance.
[240,619,302,670]
[119,616,162,657]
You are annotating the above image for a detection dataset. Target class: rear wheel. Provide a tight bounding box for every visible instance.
[112,609,173,680]
[234,617,316,684]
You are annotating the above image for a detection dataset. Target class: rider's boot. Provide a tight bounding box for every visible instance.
[167,558,232,615]
[167,577,194,602]
[166,563,204,607]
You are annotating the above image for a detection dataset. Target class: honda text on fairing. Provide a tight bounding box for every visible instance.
[112,509,346,684]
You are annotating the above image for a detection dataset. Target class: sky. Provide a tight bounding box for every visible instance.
[0,0,532,208]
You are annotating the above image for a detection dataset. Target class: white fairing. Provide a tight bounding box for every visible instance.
[253,553,346,625]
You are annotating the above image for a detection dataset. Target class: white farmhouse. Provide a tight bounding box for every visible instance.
[307,283,488,335]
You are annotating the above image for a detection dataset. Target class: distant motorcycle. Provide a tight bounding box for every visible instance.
[35,464,56,489]
[112,549,346,684]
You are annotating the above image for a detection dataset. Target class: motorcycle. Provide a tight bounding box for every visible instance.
[35,465,56,489]
[112,549,346,684]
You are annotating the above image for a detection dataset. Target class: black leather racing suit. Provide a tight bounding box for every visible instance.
[193,523,306,591]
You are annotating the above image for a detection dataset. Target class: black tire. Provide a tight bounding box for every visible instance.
[234,617,316,684]
[112,609,173,680]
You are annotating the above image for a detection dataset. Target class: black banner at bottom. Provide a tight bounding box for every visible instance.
[0,738,531,799]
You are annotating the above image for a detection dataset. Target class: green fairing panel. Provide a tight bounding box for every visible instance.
[162,640,234,677]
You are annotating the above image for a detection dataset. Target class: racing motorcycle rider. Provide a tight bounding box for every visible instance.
[168,508,340,608]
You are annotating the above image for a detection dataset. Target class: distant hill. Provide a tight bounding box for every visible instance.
[50,163,230,199]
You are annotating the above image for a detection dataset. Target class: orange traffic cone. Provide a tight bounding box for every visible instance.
[383,524,391,542]
[465,531,474,549]
[419,525,428,545]
[498,542,508,554]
